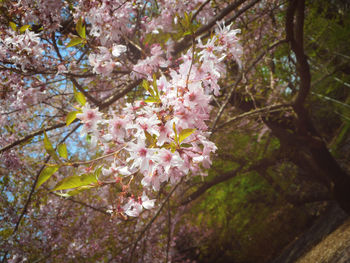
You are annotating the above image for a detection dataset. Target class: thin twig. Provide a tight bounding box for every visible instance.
[128,181,182,262]
[191,0,211,22]
[213,103,292,131]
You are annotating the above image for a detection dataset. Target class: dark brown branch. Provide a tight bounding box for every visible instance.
[286,0,310,112]
[70,77,101,106]
[0,122,69,154]
[191,0,211,22]
[98,79,142,109]
[51,32,63,61]
[58,194,110,215]
[180,165,244,206]
[181,150,282,206]
[226,0,261,25]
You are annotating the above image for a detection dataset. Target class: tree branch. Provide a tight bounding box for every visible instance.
[70,76,101,106]
[286,0,310,112]
[181,150,282,206]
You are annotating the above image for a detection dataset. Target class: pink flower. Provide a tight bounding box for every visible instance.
[197,36,220,62]
[122,193,155,217]
[77,103,102,124]
[88,47,119,76]
[76,103,103,137]
[155,148,184,173]
[108,116,129,142]
[127,140,155,174]
[215,21,243,67]
[141,167,168,191]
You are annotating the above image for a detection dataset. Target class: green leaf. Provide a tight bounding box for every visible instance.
[36,165,59,190]
[173,122,178,144]
[142,80,155,97]
[57,143,68,159]
[52,173,98,191]
[19,25,31,33]
[86,134,91,143]
[144,131,157,147]
[180,143,192,148]
[170,143,176,153]
[56,185,95,197]
[162,143,171,149]
[44,132,60,162]
[144,97,159,103]
[75,92,86,106]
[73,85,86,106]
[94,166,102,178]
[66,111,78,126]
[66,37,83,48]
[184,12,192,25]
[76,18,86,39]
[152,74,159,97]
[179,128,196,143]
[9,21,17,31]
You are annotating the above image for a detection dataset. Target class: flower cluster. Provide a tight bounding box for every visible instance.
[1,29,44,71]
[77,22,242,217]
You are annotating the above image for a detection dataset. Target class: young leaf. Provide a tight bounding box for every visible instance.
[170,143,176,153]
[52,173,98,191]
[179,128,196,143]
[76,18,86,39]
[94,166,102,179]
[75,92,86,106]
[56,185,95,197]
[19,25,31,33]
[66,37,83,48]
[162,143,171,149]
[86,134,91,143]
[43,132,60,162]
[66,111,78,126]
[73,85,86,106]
[9,21,17,31]
[152,74,159,97]
[142,80,155,97]
[144,97,159,103]
[173,122,178,144]
[57,143,68,159]
[144,130,157,147]
[36,165,59,190]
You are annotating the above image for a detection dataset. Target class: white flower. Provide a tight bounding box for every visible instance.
[112,44,127,57]
[141,192,155,209]
[123,199,142,217]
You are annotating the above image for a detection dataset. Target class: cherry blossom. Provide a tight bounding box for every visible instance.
[0,1,246,261]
